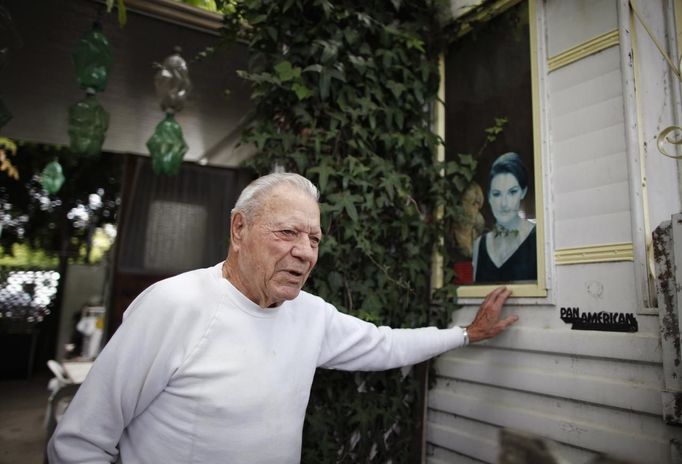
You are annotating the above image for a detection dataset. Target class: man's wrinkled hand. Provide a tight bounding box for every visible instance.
[467,287,518,343]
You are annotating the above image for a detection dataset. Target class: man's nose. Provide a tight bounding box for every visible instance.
[291,237,317,261]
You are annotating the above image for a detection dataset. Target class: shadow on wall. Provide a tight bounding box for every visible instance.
[499,429,640,464]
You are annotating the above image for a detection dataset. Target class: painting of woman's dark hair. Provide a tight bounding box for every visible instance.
[472,152,536,283]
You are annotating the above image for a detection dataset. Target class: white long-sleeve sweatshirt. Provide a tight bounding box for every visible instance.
[48,262,466,463]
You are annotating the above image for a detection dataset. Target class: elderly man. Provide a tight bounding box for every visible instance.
[48,173,518,464]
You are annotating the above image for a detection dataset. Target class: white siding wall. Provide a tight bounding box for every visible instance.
[427,1,682,462]
[630,0,682,231]
[551,47,632,247]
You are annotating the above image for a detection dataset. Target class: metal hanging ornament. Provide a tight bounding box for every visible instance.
[68,22,112,156]
[147,47,191,176]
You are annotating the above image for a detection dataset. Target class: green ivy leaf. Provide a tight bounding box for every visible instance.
[386,80,406,99]
[274,61,295,82]
[319,70,331,101]
[328,192,362,222]
[308,162,335,193]
[292,83,312,100]
[327,271,343,292]
[303,64,323,73]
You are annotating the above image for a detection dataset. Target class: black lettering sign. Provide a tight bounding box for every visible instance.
[559,307,638,332]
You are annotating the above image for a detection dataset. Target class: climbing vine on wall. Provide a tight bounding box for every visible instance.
[225,1,480,461]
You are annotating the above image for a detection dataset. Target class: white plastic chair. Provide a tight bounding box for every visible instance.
[44,383,79,464]
[44,360,79,462]
[45,360,75,430]
[46,360,71,392]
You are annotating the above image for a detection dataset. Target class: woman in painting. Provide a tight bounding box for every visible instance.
[473,152,537,283]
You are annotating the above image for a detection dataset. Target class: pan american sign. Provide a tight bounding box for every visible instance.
[560,307,638,332]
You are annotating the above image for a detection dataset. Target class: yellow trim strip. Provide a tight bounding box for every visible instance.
[547,30,620,72]
[431,55,447,292]
[555,243,634,265]
[528,0,547,298]
[457,283,543,299]
[676,0,682,57]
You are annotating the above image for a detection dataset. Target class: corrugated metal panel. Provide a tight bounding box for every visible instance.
[428,408,600,464]
[429,298,673,458]
[427,0,682,462]
[429,285,670,461]
[433,346,662,414]
[428,380,673,463]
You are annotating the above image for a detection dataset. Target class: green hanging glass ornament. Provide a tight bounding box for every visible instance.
[147,113,188,175]
[154,48,192,114]
[73,23,113,92]
[41,159,65,194]
[68,93,110,156]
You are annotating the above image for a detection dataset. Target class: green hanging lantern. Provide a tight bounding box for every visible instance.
[147,113,188,175]
[67,22,112,157]
[68,93,110,156]
[41,159,65,194]
[72,23,113,92]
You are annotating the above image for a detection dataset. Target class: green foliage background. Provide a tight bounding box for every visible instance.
[226,1,479,461]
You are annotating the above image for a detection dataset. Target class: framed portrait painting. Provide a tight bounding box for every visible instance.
[440,0,546,298]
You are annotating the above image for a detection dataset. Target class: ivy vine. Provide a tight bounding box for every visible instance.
[224,1,485,461]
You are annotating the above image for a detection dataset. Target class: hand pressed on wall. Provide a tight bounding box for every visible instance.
[467,287,518,343]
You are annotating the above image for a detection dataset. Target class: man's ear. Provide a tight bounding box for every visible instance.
[230,212,247,251]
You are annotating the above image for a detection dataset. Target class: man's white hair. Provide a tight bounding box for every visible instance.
[232,172,320,221]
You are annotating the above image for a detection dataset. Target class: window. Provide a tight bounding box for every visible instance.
[442,0,546,298]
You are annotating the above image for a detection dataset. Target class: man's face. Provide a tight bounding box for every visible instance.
[231,184,321,308]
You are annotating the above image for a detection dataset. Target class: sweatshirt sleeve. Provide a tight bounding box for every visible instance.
[317,304,466,371]
[47,279,212,463]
